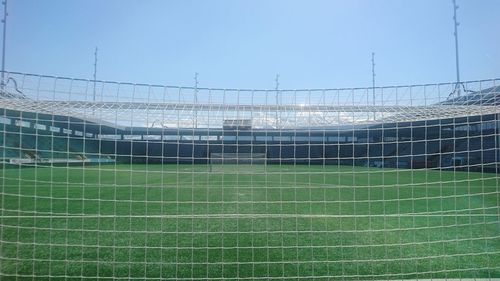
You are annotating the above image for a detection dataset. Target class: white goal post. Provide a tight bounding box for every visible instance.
[209,152,267,165]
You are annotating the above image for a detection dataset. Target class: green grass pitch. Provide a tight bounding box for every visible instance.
[1,164,499,280]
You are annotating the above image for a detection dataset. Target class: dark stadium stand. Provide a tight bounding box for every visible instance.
[1,84,499,171]
[0,109,109,165]
[1,105,498,172]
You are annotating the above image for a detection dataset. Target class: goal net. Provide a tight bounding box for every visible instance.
[0,71,499,280]
[210,153,267,165]
[209,152,267,174]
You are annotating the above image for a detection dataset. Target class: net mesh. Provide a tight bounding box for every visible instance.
[0,71,499,280]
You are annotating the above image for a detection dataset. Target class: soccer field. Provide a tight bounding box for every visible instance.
[1,164,499,280]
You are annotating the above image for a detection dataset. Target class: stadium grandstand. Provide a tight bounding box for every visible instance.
[1,72,498,170]
[1,71,499,279]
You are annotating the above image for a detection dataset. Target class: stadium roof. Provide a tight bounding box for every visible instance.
[0,72,498,129]
[440,85,500,106]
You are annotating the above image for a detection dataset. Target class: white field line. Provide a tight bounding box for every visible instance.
[2,213,499,219]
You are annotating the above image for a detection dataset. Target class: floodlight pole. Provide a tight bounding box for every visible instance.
[1,0,8,90]
[194,72,198,129]
[93,47,98,102]
[371,52,376,120]
[92,47,97,116]
[275,74,280,129]
[452,0,461,96]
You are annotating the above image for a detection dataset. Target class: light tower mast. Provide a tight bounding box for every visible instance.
[452,0,461,96]
[194,72,198,129]
[371,52,376,120]
[1,0,8,89]
[371,52,375,106]
[275,74,280,129]
[93,47,98,103]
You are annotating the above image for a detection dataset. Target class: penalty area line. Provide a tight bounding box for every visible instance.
[2,213,500,219]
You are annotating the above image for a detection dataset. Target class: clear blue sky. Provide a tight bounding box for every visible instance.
[6,0,500,89]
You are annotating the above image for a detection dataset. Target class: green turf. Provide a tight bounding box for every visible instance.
[1,164,499,280]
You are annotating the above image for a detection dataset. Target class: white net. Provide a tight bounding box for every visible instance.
[0,71,499,280]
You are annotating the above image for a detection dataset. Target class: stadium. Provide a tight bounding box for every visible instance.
[1,71,499,279]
